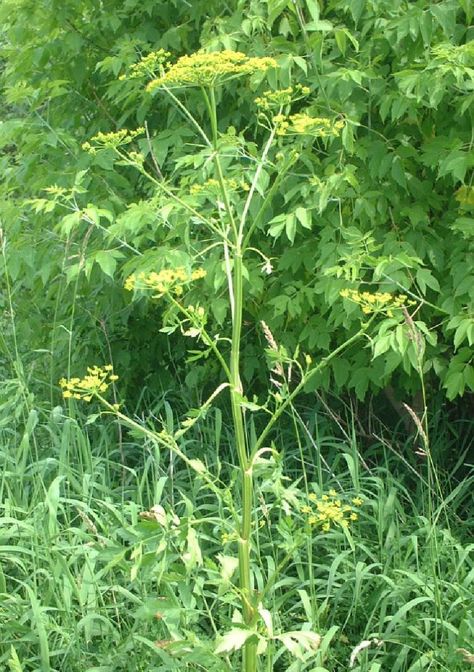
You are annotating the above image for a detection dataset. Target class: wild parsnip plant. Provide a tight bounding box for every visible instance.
[1,1,473,669]
[52,50,434,671]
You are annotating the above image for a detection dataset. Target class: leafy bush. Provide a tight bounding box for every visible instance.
[1,0,473,404]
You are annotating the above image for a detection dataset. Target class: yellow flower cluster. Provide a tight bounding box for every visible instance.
[125,267,206,297]
[146,50,277,91]
[301,489,363,532]
[187,305,206,317]
[59,365,119,403]
[273,114,290,136]
[340,289,415,317]
[82,128,144,153]
[289,114,344,136]
[272,113,344,137]
[119,49,171,80]
[255,84,310,110]
[221,531,238,544]
[189,177,249,196]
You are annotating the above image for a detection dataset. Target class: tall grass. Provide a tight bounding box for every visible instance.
[1,381,472,671]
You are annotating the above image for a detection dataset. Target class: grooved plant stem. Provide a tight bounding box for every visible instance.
[205,85,257,671]
[230,252,257,672]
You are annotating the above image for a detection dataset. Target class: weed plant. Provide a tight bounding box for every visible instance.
[1,47,473,672]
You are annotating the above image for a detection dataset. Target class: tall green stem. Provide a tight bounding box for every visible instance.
[231,253,257,671]
[205,86,256,672]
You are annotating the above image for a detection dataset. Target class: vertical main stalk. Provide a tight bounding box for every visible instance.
[204,86,257,671]
[230,252,257,672]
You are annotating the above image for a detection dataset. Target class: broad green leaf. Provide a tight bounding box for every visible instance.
[285,213,296,243]
[95,251,117,278]
[268,0,290,29]
[304,0,320,21]
[215,628,255,654]
[305,20,333,32]
[295,207,311,230]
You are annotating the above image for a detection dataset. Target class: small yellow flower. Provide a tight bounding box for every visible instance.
[59,365,118,402]
[352,497,363,506]
[124,274,136,291]
[120,49,171,80]
[340,288,413,317]
[288,113,344,137]
[304,488,363,532]
[83,128,144,152]
[126,267,206,298]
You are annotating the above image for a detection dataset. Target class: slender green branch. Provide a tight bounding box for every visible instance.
[242,153,297,250]
[202,86,239,242]
[118,150,231,243]
[98,400,224,496]
[162,84,213,148]
[167,294,232,380]
[238,123,278,242]
[252,319,375,459]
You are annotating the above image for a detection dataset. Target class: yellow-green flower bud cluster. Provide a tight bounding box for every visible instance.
[187,304,206,318]
[82,128,144,154]
[119,49,171,80]
[301,490,363,532]
[221,530,238,544]
[455,185,474,206]
[271,112,344,137]
[182,304,207,338]
[273,114,290,136]
[128,151,145,165]
[289,114,344,136]
[340,288,415,317]
[59,365,119,403]
[146,50,277,91]
[125,267,206,297]
[189,177,249,197]
[255,84,310,110]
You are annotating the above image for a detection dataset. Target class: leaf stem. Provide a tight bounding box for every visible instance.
[252,319,375,459]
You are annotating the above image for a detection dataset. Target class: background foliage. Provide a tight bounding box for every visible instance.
[1,0,473,407]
